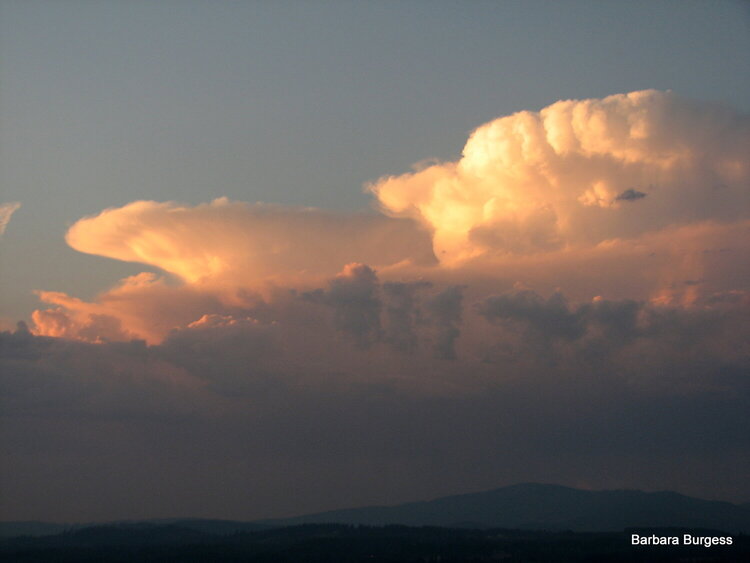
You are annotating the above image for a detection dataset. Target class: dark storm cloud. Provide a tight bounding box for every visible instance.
[382,280,432,353]
[476,287,747,346]
[477,290,587,340]
[304,263,383,348]
[475,289,750,398]
[615,188,648,201]
[423,286,464,360]
[303,265,464,357]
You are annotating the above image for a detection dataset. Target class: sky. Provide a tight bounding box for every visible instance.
[1,0,749,523]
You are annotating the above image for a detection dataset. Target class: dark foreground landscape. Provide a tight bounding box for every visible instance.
[4,485,750,562]
[2,523,749,563]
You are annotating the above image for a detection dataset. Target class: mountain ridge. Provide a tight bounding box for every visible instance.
[260,483,750,532]
[3,483,749,537]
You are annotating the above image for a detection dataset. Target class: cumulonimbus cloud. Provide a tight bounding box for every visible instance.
[28,90,750,344]
[369,90,749,265]
[7,90,750,521]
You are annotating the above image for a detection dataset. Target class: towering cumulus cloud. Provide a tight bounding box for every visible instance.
[370,90,749,265]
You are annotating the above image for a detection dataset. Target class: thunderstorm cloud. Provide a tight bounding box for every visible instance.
[4,91,750,521]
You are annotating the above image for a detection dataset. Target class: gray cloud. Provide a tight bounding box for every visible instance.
[304,263,383,348]
[615,188,648,202]
[382,280,432,353]
[303,265,465,357]
[475,288,750,395]
[477,290,586,340]
[2,298,749,522]
[424,286,465,360]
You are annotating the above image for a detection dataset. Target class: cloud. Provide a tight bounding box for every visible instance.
[423,285,464,359]
[31,90,750,344]
[3,287,750,521]
[35,214,749,343]
[477,289,586,340]
[382,280,432,353]
[65,198,436,286]
[31,272,227,343]
[615,188,647,202]
[369,90,749,264]
[32,200,436,343]
[304,263,383,348]
[303,264,465,357]
[0,202,21,236]
[473,287,750,399]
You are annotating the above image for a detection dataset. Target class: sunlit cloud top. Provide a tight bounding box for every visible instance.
[370,90,749,265]
[66,198,436,285]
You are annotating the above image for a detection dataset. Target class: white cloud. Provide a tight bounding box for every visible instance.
[369,90,750,265]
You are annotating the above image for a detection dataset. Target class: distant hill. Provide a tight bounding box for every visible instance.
[262,483,750,533]
[132,518,267,535]
[3,484,749,540]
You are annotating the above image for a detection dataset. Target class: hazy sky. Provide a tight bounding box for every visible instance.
[1,1,749,523]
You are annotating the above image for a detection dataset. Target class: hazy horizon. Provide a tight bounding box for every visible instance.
[3,481,750,525]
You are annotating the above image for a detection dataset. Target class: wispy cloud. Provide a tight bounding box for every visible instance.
[0,202,21,236]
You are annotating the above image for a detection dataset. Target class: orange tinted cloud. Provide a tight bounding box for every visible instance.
[370,90,749,265]
[31,272,228,343]
[36,200,435,343]
[66,198,436,286]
